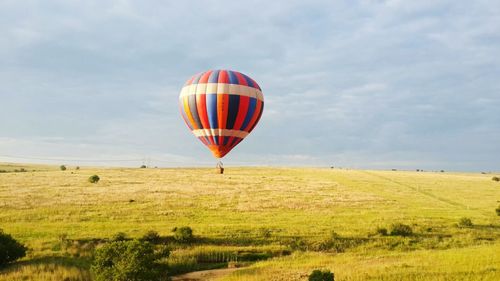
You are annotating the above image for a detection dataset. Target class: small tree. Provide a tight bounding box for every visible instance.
[88,175,100,184]
[390,223,413,236]
[496,205,500,216]
[76,166,80,170]
[258,227,272,239]
[91,240,166,281]
[458,217,473,228]
[60,165,67,171]
[492,176,500,182]
[376,227,388,236]
[309,269,334,281]
[140,165,147,168]
[0,229,27,266]
[112,232,127,242]
[172,227,193,242]
[141,230,161,243]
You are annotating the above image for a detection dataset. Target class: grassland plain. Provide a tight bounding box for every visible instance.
[0,163,499,280]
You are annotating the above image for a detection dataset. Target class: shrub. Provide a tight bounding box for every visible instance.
[112,232,128,242]
[330,231,340,239]
[60,165,67,171]
[258,227,272,238]
[289,238,307,251]
[76,166,80,170]
[492,176,500,182]
[0,229,27,266]
[390,223,413,236]
[317,236,364,253]
[91,240,165,281]
[140,165,147,168]
[172,227,193,242]
[496,205,500,216]
[88,175,100,184]
[142,230,161,243]
[458,217,473,228]
[309,269,334,281]
[376,227,388,236]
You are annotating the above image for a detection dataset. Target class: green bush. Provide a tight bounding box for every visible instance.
[172,227,193,242]
[0,229,27,266]
[258,227,272,238]
[140,165,147,168]
[91,240,166,281]
[112,232,128,242]
[309,269,334,281]
[492,176,500,182]
[141,230,161,243]
[390,223,413,236]
[88,175,100,184]
[496,205,500,216]
[376,227,388,236]
[458,217,473,227]
[60,165,67,171]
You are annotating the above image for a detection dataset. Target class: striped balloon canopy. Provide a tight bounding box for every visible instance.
[179,70,264,159]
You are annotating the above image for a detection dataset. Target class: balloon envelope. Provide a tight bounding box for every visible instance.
[179,70,264,158]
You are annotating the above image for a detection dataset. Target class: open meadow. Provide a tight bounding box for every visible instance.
[0,163,499,280]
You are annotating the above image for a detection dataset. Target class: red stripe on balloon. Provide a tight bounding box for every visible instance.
[233,96,249,130]
[235,72,248,86]
[198,70,212,84]
[217,93,229,144]
[218,70,229,84]
[196,93,214,145]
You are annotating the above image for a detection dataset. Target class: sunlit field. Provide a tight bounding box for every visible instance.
[1,163,499,280]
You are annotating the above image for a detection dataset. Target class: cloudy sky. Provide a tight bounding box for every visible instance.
[1,0,499,171]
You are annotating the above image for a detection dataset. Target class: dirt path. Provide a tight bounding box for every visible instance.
[171,268,240,281]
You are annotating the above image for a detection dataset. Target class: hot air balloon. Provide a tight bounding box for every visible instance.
[179,70,264,172]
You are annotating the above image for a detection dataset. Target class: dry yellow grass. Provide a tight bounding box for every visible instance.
[0,163,499,280]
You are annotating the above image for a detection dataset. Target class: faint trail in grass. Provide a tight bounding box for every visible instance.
[171,267,240,281]
[361,171,468,209]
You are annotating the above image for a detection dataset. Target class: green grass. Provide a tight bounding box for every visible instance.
[0,164,499,280]
[223,243,500,281]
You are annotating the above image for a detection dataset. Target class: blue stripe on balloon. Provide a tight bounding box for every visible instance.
[242,74,255,88]
[206,93,218,129]
[241,97,257,130]
[249,101,264,132]
[223,136,230,145]
[208,70,220,83]
[226,94,240,129]
[227,70,239,85]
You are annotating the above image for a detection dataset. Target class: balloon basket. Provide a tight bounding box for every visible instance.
[216,161,224,174]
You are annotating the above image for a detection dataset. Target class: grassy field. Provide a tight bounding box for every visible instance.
[0,163,499,280]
